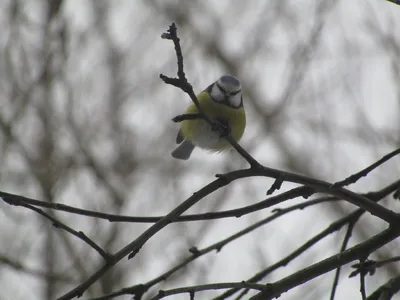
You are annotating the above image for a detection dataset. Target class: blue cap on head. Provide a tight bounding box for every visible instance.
[219,75,240,87]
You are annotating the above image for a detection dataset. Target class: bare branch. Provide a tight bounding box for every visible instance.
[329,222,356,300]
[4,178,400,224]
[331,147,400,188]
[150,282,266,300]
[359,260,367,300]
[5,200,111,261]
[0,186,314,222]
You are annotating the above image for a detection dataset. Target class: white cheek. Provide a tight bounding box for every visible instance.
[211,87,224,102]
[230,94,242,107]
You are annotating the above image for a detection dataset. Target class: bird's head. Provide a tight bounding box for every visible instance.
[210,75,243,108]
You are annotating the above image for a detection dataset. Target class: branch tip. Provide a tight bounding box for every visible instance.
[267,177,284,195]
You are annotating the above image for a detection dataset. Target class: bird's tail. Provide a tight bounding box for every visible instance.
[171,140,195,160]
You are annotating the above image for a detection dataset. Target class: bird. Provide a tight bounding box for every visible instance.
[171,75,246,160]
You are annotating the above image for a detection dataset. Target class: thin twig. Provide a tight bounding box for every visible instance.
[375,255,400,266]
[359,259,367,300]
[17,203,110,260]
[267,176,284,195]
[331,147,400,188]
[87,285,147,300]
[329,221,356,300]
[150,282,266,300]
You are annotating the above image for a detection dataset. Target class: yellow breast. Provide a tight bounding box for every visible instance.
[180,91,246,151]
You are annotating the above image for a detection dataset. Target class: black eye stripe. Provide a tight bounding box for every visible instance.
[230,89,241,96]
[216,83,241,96]
[216,83,227,93]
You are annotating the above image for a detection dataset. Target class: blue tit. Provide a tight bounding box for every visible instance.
[171,75,246,160]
